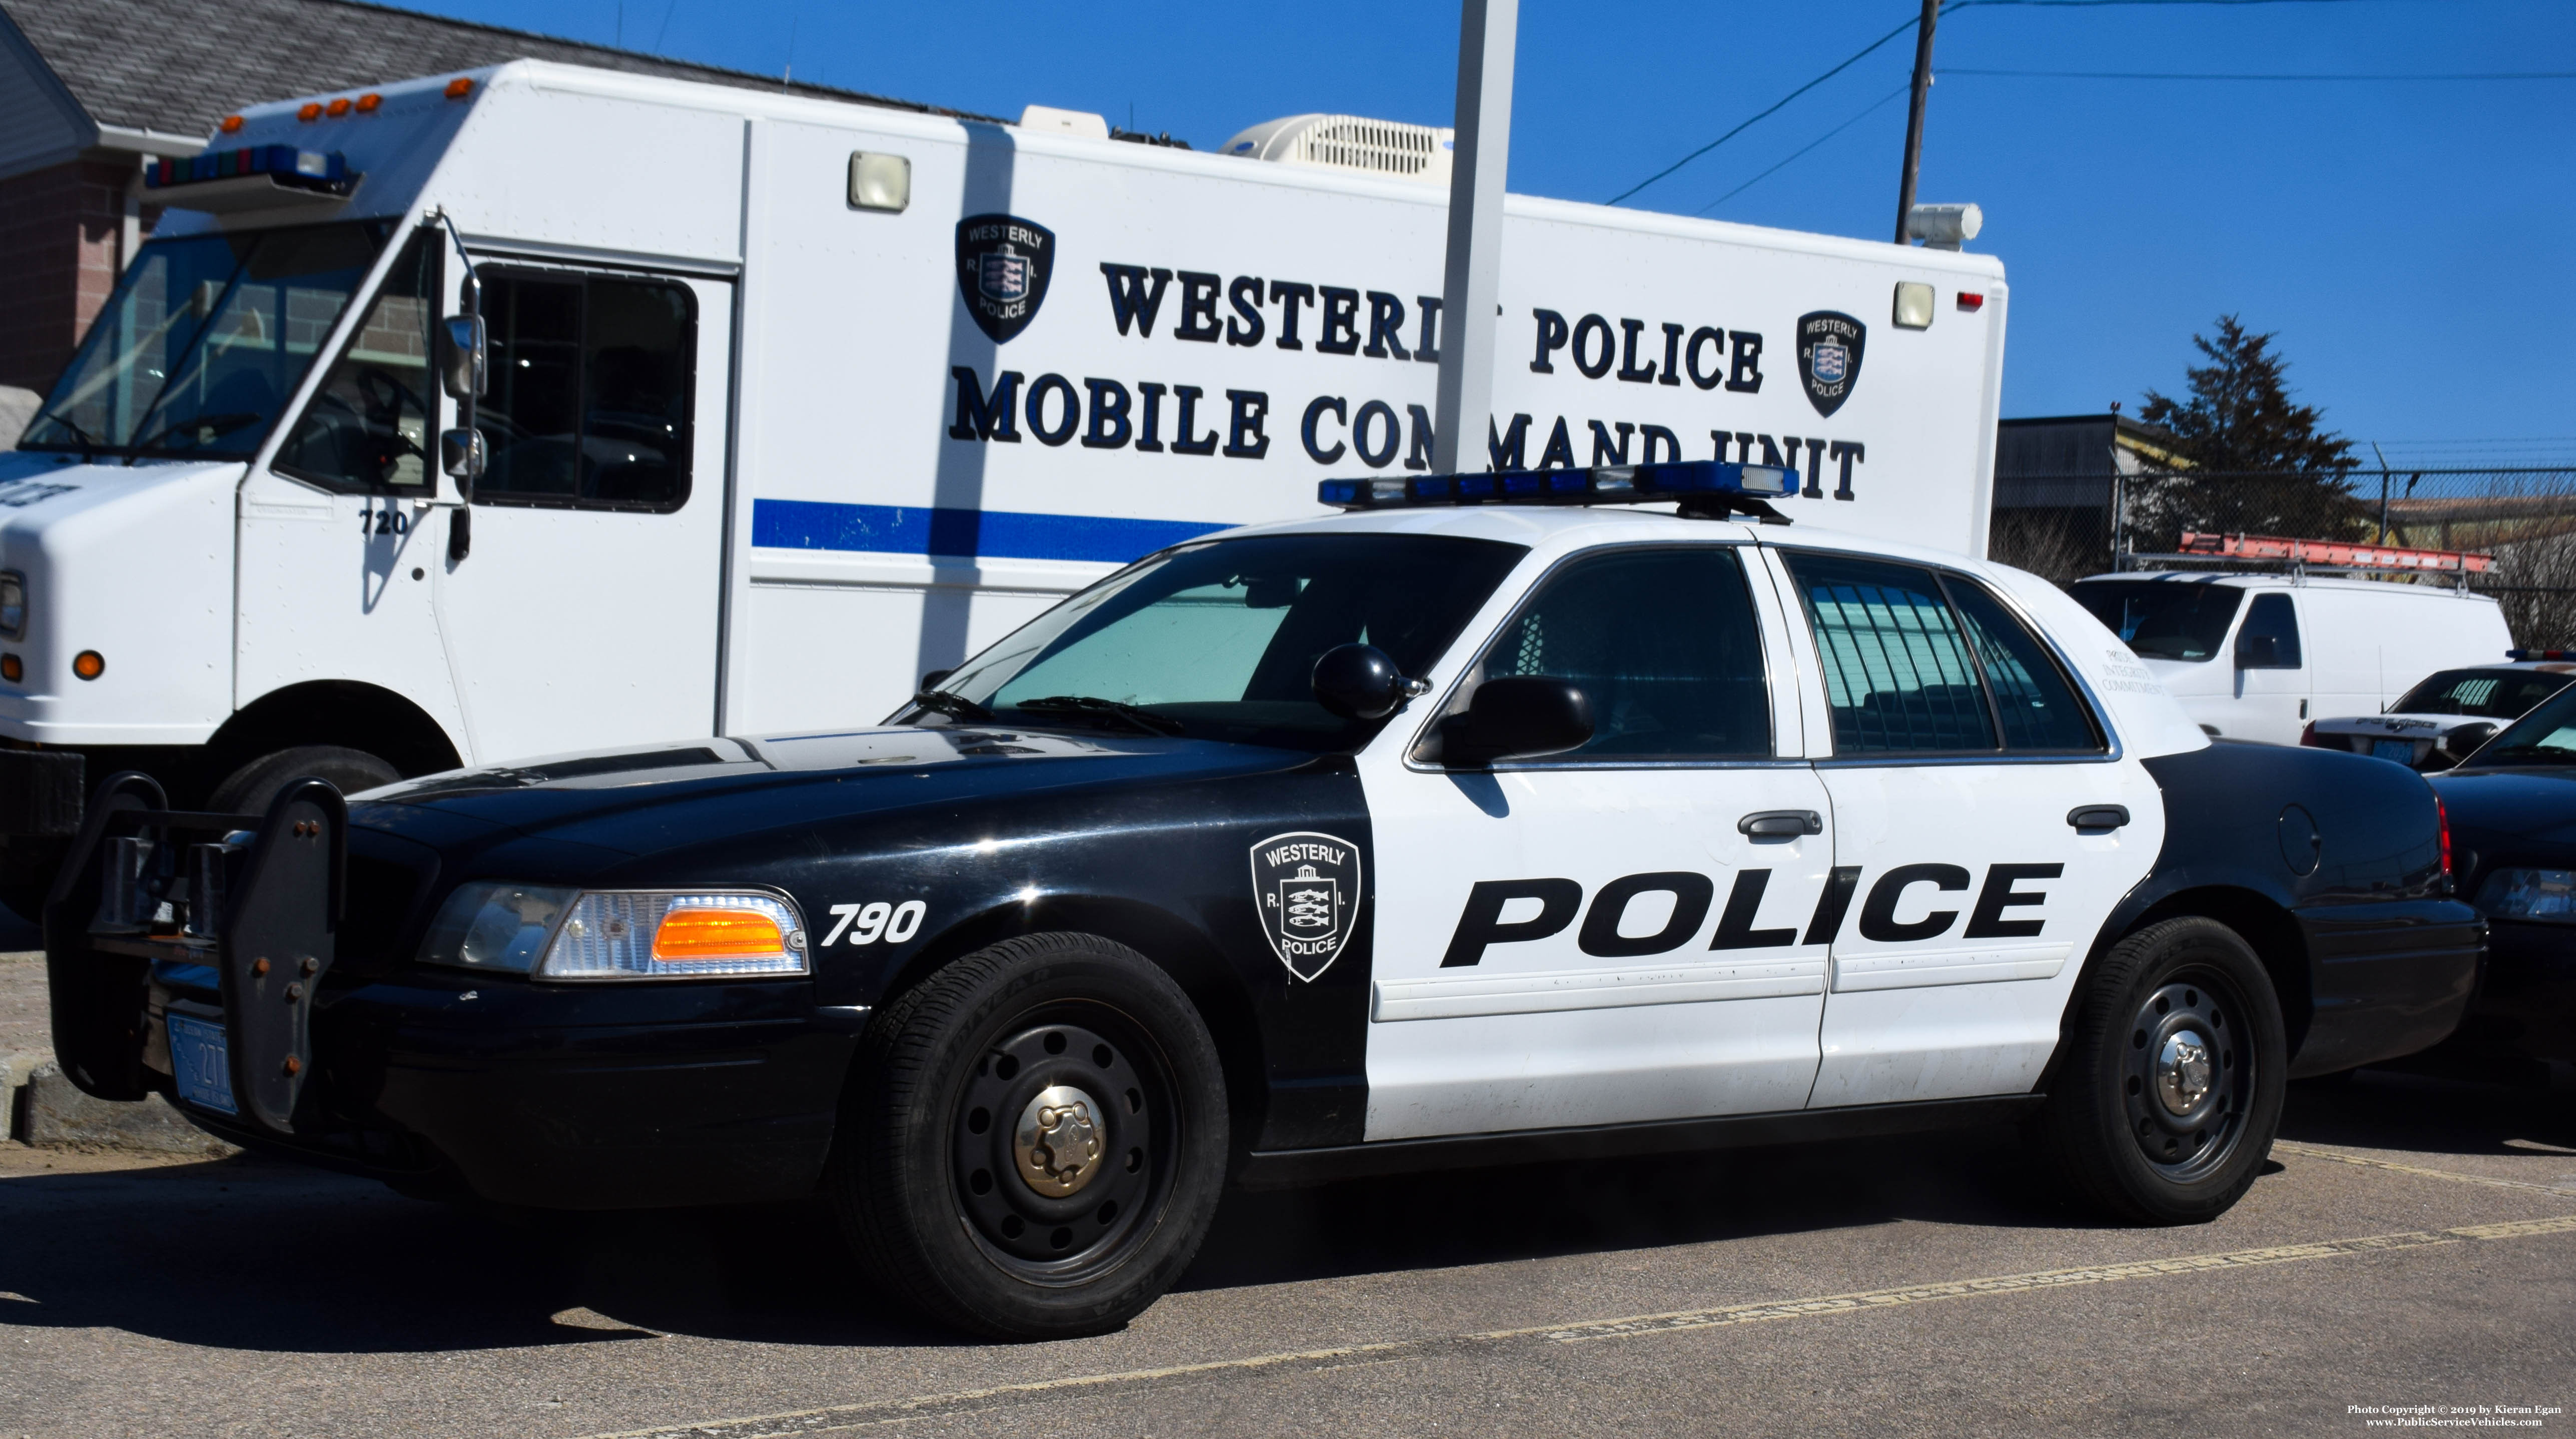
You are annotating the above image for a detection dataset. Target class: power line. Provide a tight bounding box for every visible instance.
[1603,0,2491,208]
[1943,67,2576,78]
[1697,86,1913,217]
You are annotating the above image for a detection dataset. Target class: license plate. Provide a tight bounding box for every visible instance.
[165,1013,238,1116]
[2372,738,2417,764]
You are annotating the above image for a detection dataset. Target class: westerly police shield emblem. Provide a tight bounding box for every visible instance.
[954,213,1056,343]
[1795,310,1866,418]
[1249,832,1362,982]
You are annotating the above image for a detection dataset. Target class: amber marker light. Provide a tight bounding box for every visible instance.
[219,114,245,134]
[326,97,351,117]
[356,93,382,113]
[72,650,104,681]
[297,102,323,122]
[444,77,475,100]
[0,655,20,683]
[652,906,784,960]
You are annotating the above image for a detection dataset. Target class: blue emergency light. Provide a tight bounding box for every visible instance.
[1319,459,1798,515]
[146,147,350,193]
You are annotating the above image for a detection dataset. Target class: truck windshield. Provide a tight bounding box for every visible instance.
[2389,668,2573,720]
[929,533,1528,752]
[20,220,390,460]
[2071,580,2245,662]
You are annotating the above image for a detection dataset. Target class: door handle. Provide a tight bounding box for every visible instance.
[1739,810,1824,838]
[2068,805,2130,831]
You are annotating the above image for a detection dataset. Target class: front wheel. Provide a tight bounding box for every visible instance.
[2036,916,2288,1224]
[829,932,1228,1340]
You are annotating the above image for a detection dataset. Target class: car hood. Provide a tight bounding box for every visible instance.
[350,725,1317,857]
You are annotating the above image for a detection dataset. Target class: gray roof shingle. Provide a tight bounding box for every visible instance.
[1,0,992,140]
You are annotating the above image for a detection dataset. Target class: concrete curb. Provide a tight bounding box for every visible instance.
[16,1061,240,1157]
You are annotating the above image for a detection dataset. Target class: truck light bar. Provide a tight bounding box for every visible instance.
[147,146,350,193]
[1319,460,1796,513]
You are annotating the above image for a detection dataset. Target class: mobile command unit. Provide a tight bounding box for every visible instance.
[44,461,2479,1340]
[0,60,2009,909]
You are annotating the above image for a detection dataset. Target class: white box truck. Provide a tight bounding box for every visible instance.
[0,61,2010,908]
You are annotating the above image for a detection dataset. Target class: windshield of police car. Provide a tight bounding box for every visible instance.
[2390,668,2573,720]
[2456,682,2576,767]
[931,533,1527,751]
[20,221,388,459]
[2072,580,2245,663]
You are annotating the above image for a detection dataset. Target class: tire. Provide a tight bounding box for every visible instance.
[208,745,401,814]
[828,932,1228,1340]
[2036,916,2288,1224]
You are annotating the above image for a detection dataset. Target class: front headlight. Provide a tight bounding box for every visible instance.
[0,571,26,639]
[2473,868,2576,924]
[418,884,808,979]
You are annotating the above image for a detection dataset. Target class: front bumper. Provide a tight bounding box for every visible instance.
[2291,898,2483,1076]
[157,963,863,1208]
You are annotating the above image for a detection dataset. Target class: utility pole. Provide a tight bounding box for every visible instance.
[1892,0,1940,244]
[1432,0,1517,473]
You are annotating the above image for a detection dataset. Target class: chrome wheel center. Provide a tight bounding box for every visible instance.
[1014,1084,1104,1197]
[2157,1029,2214,1115]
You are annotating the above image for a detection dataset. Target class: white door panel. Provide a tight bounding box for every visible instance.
[433,272,732,764]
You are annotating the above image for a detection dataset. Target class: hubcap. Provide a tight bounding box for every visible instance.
[1014,1085,1104,1196]
[951,1014,1170,1279]
[2156,1030,2213,1116]
[2120,974,2252,1182]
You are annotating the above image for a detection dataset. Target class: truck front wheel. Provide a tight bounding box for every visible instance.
[828,932,1229,1340]
[209,745,401,814]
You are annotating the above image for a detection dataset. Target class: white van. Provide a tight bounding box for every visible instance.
[2067,572,2512,745]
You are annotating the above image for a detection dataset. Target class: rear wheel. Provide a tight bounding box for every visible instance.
[829,932,1227,1340]
[208,745,400,814]
[2037,916,2287,1224]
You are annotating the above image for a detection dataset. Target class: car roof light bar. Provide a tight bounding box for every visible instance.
[147,146,351,193]
[1318,459,1797,521]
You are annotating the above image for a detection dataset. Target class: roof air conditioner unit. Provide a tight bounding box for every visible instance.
[1219,114,1454,186]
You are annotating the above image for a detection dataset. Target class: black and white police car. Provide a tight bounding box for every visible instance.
[46,461,2478,1340]
[2304,655,2576,772]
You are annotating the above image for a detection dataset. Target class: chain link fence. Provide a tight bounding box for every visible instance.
[1990,467,2576,648]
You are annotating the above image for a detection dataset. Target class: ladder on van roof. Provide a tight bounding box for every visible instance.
[2126,530,2494,588]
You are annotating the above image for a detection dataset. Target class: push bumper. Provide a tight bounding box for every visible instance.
[2291,898,2483,1077]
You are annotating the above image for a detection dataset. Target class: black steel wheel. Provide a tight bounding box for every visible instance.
[2036,916,2288,1224]
[829,932,1226,1340]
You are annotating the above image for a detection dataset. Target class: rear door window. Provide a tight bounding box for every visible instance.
[1785,552,1994,753]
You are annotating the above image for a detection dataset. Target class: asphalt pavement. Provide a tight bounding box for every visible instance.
[2,1065,2570,1438]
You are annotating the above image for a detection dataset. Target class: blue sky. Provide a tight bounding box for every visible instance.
[408,0,2576,465]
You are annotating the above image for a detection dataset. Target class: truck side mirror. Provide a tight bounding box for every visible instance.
[438,314,486,401]
[1439,677,1594,768]
[2235,633,2280,669]
[439,427,485,480]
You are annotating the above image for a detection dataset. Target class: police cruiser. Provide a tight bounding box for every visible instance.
[44,462,2476,1339]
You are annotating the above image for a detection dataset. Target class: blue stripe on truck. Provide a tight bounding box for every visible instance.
[751,499,1228,563]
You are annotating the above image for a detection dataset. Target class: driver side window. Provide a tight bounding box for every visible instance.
[273,231,436,492]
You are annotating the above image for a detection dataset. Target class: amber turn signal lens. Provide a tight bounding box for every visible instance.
[71,650,103,681]
[444,77,475,99]
[356,93,381,113]
[325,98,351,117]
[219,115,244,134]
[0,655,20,683]
[651,907,784,960]
[297,102,322,122]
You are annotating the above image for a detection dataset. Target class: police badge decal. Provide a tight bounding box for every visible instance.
[954,214,1056,343]
[1795,310,1866,418]
[1249,832,1362,983]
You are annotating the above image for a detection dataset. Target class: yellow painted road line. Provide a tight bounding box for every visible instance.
[568,1215,2576,1439]
[2273,1139,2576,1195]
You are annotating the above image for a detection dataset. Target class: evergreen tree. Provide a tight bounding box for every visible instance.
[2131,316,2365,544]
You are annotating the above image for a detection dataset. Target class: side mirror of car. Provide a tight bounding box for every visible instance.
[438,314,486,401]
[2436,721,2498,767]
[2235,633,2280,669]
[1440,676,1594,768]
[1312,643,1418,721]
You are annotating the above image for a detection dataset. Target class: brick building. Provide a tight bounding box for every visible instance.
[0,0,955,434]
